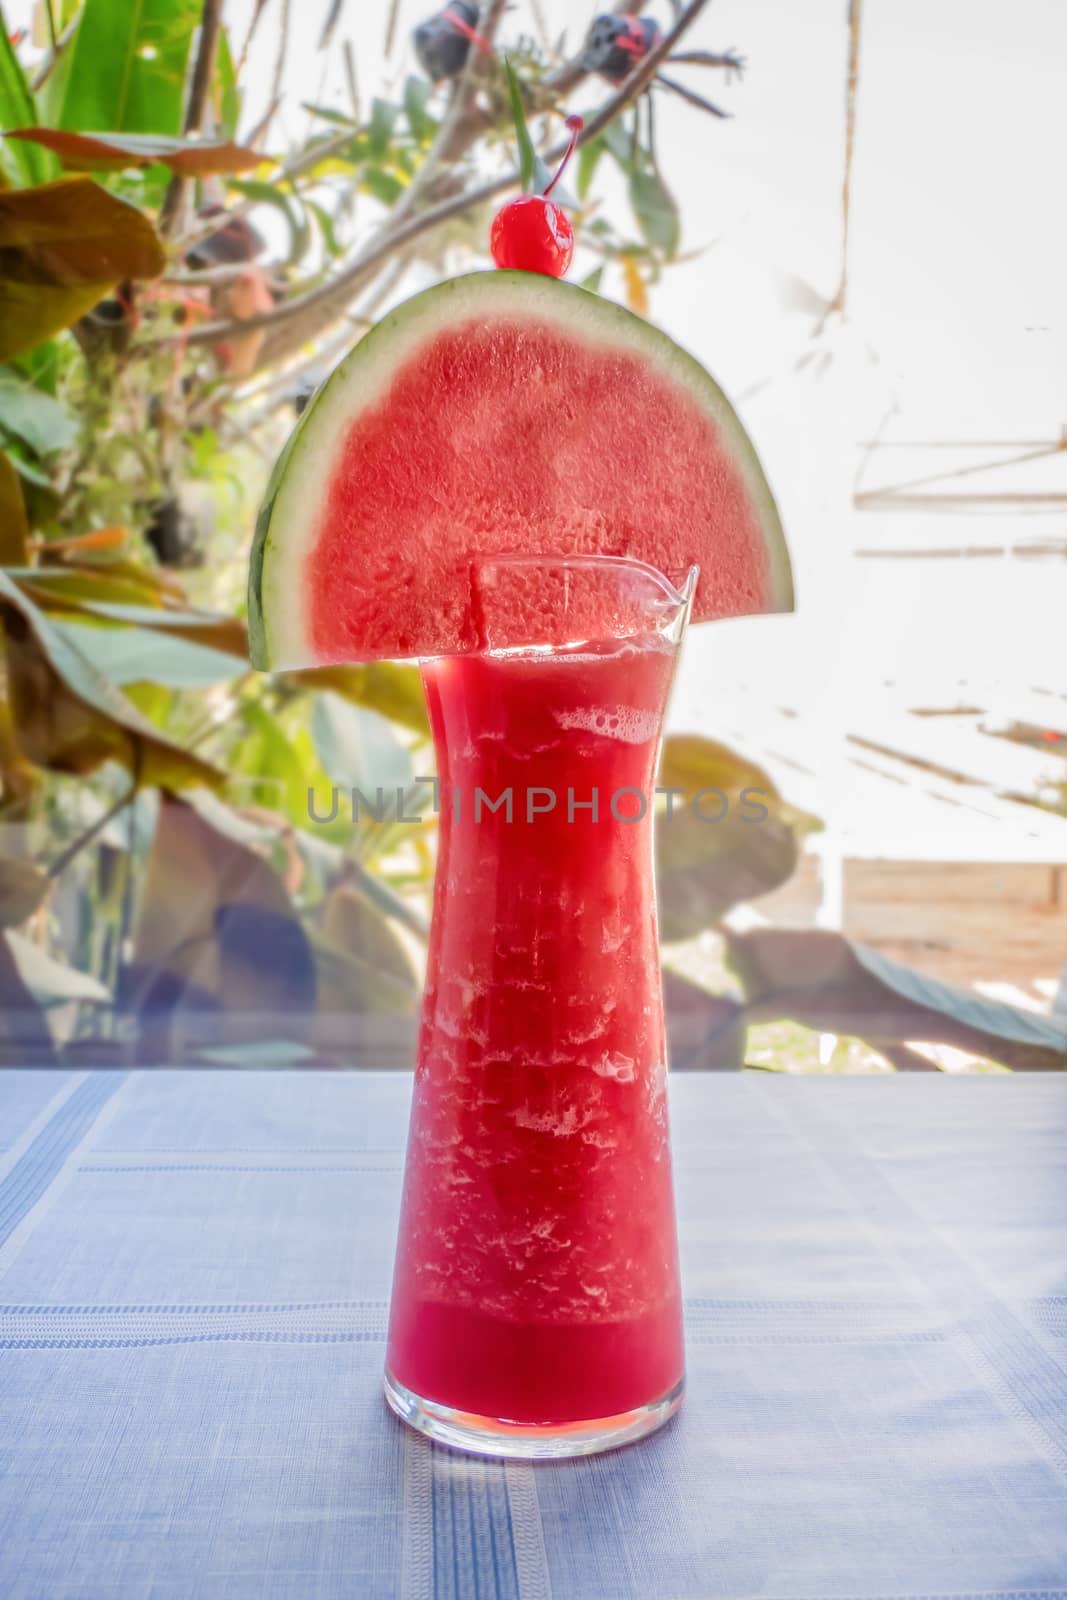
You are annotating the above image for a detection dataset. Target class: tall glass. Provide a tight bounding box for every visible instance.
[385,555,694,1458]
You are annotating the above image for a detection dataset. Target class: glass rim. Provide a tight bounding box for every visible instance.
[471,552,700,611]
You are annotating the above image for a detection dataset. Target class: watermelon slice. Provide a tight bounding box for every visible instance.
[249,271,792,668]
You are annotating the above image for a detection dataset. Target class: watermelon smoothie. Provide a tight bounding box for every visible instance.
[385,557,690,1456]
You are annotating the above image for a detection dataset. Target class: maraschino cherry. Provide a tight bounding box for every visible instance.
[490,115,583,278]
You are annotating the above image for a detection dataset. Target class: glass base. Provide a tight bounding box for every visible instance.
[383,1370,684,1459]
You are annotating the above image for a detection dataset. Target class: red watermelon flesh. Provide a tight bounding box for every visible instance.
[249,274,791,669]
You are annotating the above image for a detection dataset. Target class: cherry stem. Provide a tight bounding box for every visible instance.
[543,114,584,198]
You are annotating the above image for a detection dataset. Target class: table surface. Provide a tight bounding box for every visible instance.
[1,1070,1066,1600]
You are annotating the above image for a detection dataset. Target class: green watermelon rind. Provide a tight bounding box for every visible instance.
[248,271,793,671]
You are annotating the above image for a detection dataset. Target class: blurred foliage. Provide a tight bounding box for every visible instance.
[0,0,1060,1074]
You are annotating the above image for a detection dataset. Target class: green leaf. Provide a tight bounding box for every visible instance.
[5,929,110,1004]
[578,265,604,294]
[629,166,680,257]
[0,368,78,455]
[231,699,332,830]
[310,931,419,1015]
[227,178,310,263]
[176,786,278,849]
[0,932,56,1062]
[297,129,368,176]
[0,23,56,186]
[856,943,1067,1067]
[727,928,1067,1074]
[659,735,781,805]
[15,588,248,658]
[577,136,605,201]
[505,58,537,194]
[7,455,57,521]
[321,884,420,993]
[12,339,61,395]
[284,661,429,739]
[657,808,797,941]
[306,199,343,258]
[128,791,316,1053]
[37,16,77,132]
[602,120,635,171]
[214,24,241,141]
[0,177,164,361]
[659,734,820,837]
[52,0,201,138]
[403,74,435,144]
[4,128,266,176]
[367,97,399,159]
[311,692,413,794]
[0,568,222,789]
[654,734,811,939]
[0,857,49,927]
[361,166,405,207]
[51,618,247,688]
[7,564,176,608]
[300,102,359,129]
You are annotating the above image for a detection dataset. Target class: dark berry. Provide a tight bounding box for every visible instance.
[186,207,264,270]
[144,497,202,569]
[413,3,481,82]
[581,14,661,85]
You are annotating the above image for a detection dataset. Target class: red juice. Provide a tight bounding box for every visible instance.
[386,633,685,1433]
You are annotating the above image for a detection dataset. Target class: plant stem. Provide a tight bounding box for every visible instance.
[343,40,360,120]
[265,0,291,137]
[383,0,401,56]
[159,0,225,237]
[46,780,137,883]
[318,0,342,51]
[236,0,272,79]
[822,0,864,325]
[30,12,79,92]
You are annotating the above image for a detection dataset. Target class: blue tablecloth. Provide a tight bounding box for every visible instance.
[1,1069,1066,1599]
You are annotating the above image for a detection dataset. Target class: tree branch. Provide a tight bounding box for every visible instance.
[149,0,710,363]
[164,261,283,287]
[654,72,727,120]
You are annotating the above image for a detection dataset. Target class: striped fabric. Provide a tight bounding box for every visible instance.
[0,1069,1065,1598]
